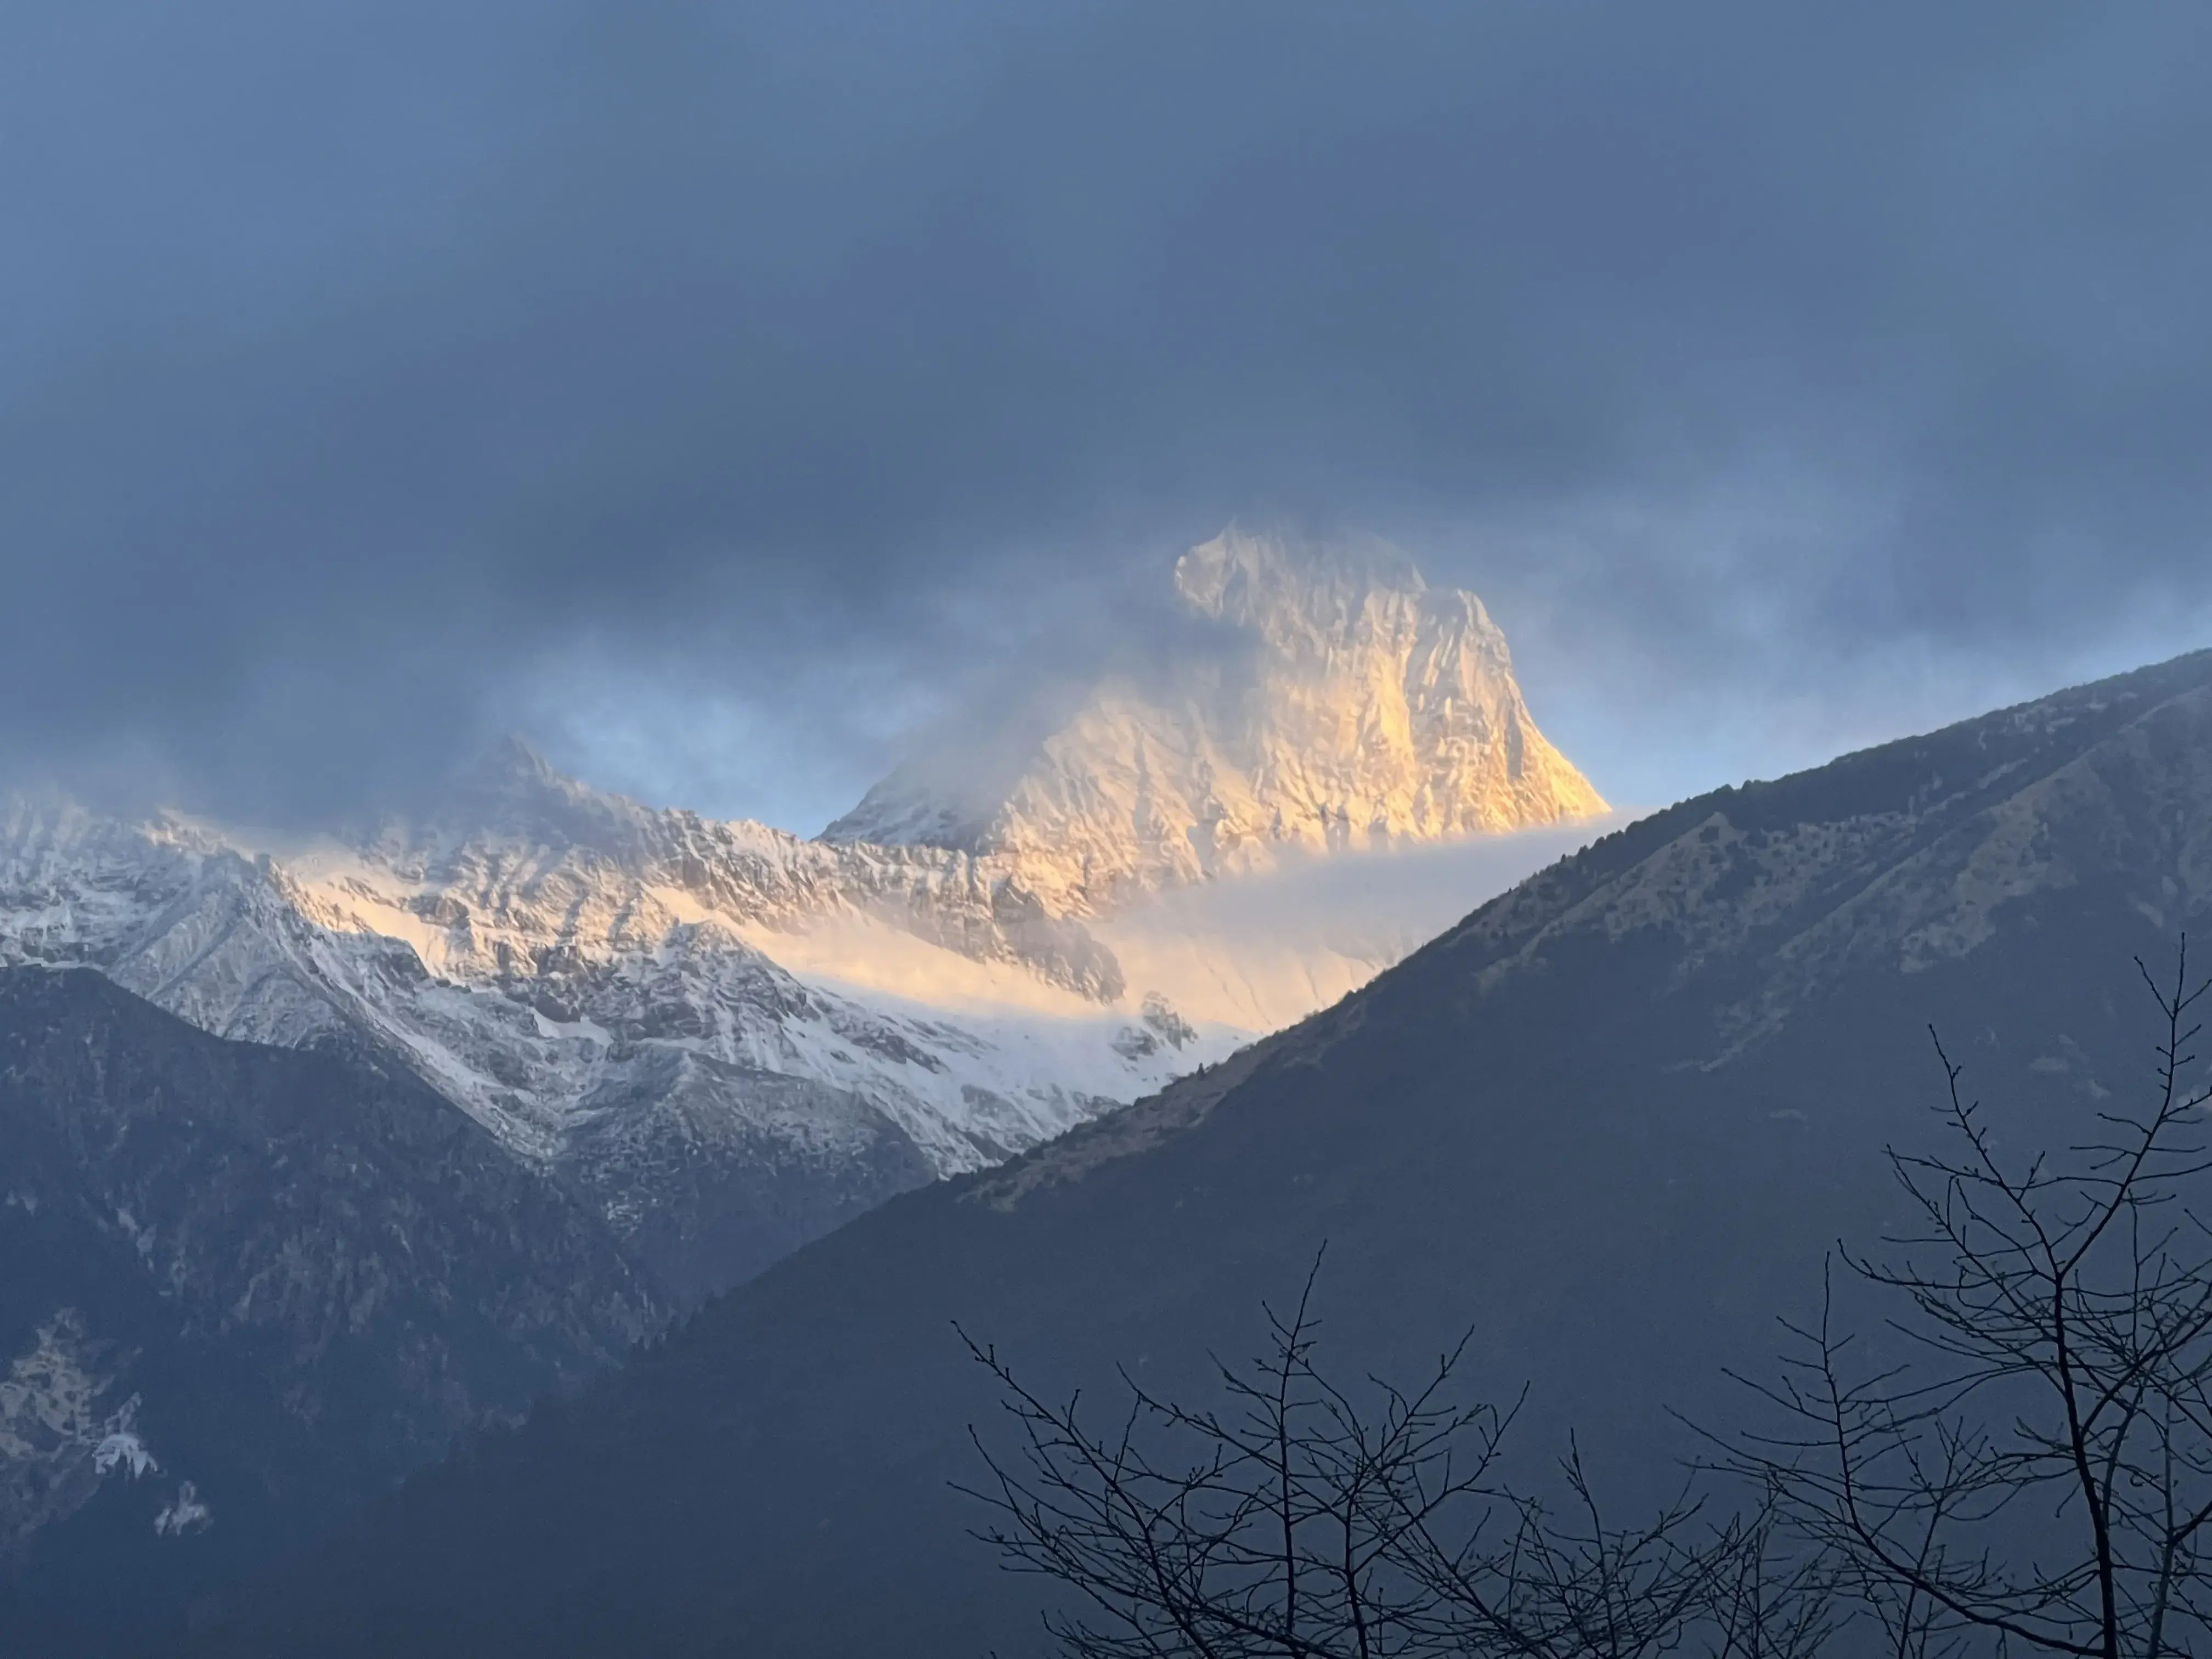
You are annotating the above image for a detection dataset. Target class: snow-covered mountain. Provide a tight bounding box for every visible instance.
[0,527,1607,1301]
[202,652,2212,1659]
[0,761,1216,1299]
[0,526,1612,1626]
[826,524,1607,914]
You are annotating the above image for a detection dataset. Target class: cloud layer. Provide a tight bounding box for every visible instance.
[5,1,2208,826]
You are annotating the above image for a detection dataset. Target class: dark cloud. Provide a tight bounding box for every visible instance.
[4,0,2208,826]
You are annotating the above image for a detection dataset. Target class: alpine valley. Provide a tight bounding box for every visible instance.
[0,527,1611,1640]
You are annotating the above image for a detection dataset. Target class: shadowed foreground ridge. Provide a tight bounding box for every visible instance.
[190,650,2212,1658]
[0,969,658,1652]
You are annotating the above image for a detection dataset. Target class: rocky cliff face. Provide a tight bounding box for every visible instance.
[826,525,1607,913]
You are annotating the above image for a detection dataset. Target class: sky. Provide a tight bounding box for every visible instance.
[4,1,2209,832]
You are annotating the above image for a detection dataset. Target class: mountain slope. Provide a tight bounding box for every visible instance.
[0,967,657,1652]
[0,758,1231,1301]
[1,531,1609,1305]
[187,648,2212,1659]
[826,524,1607,913]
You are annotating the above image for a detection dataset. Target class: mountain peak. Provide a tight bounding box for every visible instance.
[1172,522,1426,622]
[825,525,1606,914]
[486,731,560,785]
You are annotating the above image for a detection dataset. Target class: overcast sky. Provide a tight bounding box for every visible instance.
[5,1,2209,831]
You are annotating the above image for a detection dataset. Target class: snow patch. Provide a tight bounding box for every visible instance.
[154,1480,213,1537]
[93,1419,157,1480]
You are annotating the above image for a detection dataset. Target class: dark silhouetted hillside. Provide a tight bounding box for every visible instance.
[188,651,2212,1658]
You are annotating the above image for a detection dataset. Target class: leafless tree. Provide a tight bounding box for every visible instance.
[961,1254,1832,1659]
[1724,945,2212,1659]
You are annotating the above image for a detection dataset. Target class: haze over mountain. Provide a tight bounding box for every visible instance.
[170,646,2212,1659]
[0,532,1597,1299]
[829,525,1605,913]
[9,4,2210,833]
[9,8,2212,1655]
[0,528,1610,1637]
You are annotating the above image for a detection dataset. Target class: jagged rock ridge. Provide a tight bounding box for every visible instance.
[827,524,1608,913]
[0,754,1226,1302]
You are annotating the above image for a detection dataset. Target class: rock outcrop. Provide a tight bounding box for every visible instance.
[827,524,1606,912]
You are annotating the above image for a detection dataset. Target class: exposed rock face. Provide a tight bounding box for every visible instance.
[826,525,1607,913]
[375,740,1125,1000]
[0,967,656,1643]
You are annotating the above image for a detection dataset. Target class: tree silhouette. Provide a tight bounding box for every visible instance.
[1724,946,2212,1659]
[962,1254,1830,1658]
